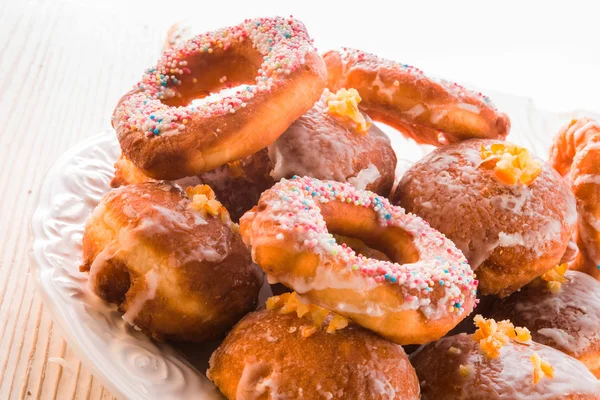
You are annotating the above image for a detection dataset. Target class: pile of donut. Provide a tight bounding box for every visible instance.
[80,16,600,399]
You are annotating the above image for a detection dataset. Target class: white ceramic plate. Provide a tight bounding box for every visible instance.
[30,90,598,400]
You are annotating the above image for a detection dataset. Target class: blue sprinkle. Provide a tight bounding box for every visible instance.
[384,274,390,280]
[454,303,461,308]
[439,280,445,286]
[161,82,167,87]
[153,128,160,134]
[385,214,392,220]
[150,115,155,120]
[311,192,317,196]
[390,276,397,283]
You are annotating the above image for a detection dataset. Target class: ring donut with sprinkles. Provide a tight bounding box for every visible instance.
[113,17,327,180]
[239,176,478,345]
[550,117,600,279]
[323,48,511,146]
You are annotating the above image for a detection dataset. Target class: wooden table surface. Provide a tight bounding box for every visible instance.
[1,0,599,399]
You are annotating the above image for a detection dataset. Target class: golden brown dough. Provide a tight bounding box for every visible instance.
[208,306,420,400]
[485,270,600,378]
[411,333,600,399]
[112,89,397,221]
[394,139,577,297]
[323,48,510,146]
[113,17,326,179]
[549,117,600,279]
[81,182,263,342]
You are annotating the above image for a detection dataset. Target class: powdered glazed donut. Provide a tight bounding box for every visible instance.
[485,270,600,377]
[112,88,397,220]
[240,176,478,345]
[323,48,510,146]
[394,139,577,296]
[208,294,420,399]
[81,182,263,342]
[549,117,600,279]
[113,16,327,179]
[411,332,600,399]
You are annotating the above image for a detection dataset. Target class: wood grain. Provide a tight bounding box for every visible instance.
[0,0,163,398]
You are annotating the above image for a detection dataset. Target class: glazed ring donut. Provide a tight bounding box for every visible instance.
[411,332,600,399]
[485,270,600,378]
[323,48,510,146]
[80,182,263,342]
[208,298,420,400]
[113,16,327,180]
[394,139,577,297]
[549,118,600,278]
[239,176,478,345]
[112,88,397,221]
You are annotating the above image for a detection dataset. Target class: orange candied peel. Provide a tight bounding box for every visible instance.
[266,292,349,337]
[226,160,245,178]
[186,184,233,225]
[531,352,554,384]
[480,143,542,185]
[325,88,371,134]
[540,263,568,293]
[472,315,531,358]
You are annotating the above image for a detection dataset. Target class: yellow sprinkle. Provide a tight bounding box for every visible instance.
[531,353,554,384]
[459,364,472,377]
[393,80,400,87]
[448,346,462,355]
[325,88,371,134]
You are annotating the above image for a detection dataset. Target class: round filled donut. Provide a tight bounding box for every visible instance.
[113,16,327,180]
[411,331,600,399]
[323,48,510,146]
[239,176,478,345]
[393,139,577,297]
[549,117,600,279]
[207,296,420,400]
[80,182,263,342]
[484,269,600,378]
[112,88,397,221]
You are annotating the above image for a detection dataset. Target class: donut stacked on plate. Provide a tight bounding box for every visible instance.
[80,16,600,399]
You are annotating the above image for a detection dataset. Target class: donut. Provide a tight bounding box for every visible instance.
[239,176,478,345]
[393,139,577,297]
[112,88,397,220]
[549,118,600,279]
[112,16,327,180]
[207,293,420,400]
[484,269,600,377]
[410,327,600,399]
[80,182,263,342]
[323,48,510,146]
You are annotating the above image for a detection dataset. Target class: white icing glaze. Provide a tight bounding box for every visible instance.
[398,142,577,269]
[347,163,380,190]
[31,133,220,400]
[573,173,600,186]
[512,271,600,357]
[123,270,159,326]
[413,334,600,400]
[235,362,280,400]
[268,92,392,189]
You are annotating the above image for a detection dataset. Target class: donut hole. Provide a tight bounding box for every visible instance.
[162,43,261,107]
[321,202,420,265]
[333,234,390,261]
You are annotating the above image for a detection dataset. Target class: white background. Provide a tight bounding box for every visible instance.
[74,0,600,113]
